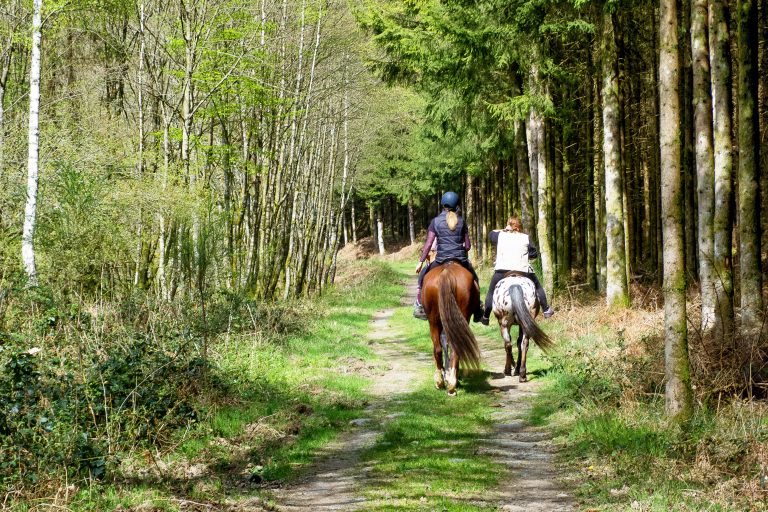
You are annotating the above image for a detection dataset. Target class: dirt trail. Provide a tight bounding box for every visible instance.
[475,338,574,511]
[270,280,573,511]
[270,283,428,511]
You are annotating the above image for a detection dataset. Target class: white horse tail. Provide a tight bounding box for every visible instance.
[508,284,554,353]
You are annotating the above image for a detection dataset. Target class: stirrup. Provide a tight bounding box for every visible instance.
[413,304,428,321]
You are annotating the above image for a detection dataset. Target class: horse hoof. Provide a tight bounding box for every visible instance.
[519,376,528,383]
[513,370,520,376]
[447,389,457,396]
[503,368,512,377]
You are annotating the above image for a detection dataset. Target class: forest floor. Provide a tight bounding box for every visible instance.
[265,275,573,511]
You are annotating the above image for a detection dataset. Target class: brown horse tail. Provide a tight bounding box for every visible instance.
[509,285,554,353]
[438,271,481,369]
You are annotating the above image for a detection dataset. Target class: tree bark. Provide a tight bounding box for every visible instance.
[692,0,717,334]
[602,11,630,307]
[22,0,43,286]
[659,0,693,421]
[708,0,734,336]
[736,0,763,331]
[515,119,536,239]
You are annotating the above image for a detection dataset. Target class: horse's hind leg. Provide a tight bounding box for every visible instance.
[501,323,514,376]
[514,328,523,377]
[430,324,445,389]
[518,333,529,383]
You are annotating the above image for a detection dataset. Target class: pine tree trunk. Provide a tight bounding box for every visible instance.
[602,12,630,307]
[22,0,43,286]
[659,0,694,421]
[692,0,717,334]
[531,105,554,297]
[737,0,764,331]
[707,7,734,336]
[515,119,536,239]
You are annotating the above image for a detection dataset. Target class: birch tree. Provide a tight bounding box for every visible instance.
[22,0,42,285]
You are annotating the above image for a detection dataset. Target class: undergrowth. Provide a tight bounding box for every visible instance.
[0,259,404,510]
[530,297,768,511]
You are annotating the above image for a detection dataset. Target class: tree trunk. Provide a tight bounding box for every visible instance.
[22,0,43,286]
[602,11,630,307]
[408,195,415,244]
[515,119,536,239]
[707,0,735,333]
[377,212,385,255]
[659,0,694,421]
[736,0,763,331]
[692,0,717,334]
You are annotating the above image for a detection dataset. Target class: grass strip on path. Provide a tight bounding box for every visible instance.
[356,263,507,511]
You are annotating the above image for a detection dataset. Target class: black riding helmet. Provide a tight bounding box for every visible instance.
[440,191,460,210]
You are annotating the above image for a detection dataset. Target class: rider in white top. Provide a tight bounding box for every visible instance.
[480,217,554,325]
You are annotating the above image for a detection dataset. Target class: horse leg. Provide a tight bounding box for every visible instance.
[518,333,529,383]
[430,324,445,389]
[501,323,514,376]
[446,350,458,396]
[514,328,523,377]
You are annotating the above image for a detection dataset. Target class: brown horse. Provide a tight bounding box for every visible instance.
[422,261,482,395]
[491,272,554,382]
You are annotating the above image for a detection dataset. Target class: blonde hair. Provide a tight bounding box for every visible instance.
[446,211,459,230]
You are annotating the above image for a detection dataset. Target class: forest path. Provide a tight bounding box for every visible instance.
[268,278,573,511]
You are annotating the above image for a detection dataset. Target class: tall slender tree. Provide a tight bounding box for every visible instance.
[692,0,716,334]
[22,0,42,286]
[736,0,763,331]
[659,0,693,420]
[602,10,629,307]
[709,0,735,340]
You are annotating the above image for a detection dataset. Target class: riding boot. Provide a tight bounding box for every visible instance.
[480,305,492,325]
[472,280,483,323]
[413,288,427,320]
[535,286,555,318]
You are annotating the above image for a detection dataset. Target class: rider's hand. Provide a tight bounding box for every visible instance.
[416,261,424,274]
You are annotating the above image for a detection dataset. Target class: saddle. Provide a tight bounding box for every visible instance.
[502,270,531,279]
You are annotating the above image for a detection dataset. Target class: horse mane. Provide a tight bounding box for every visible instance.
[446,211,458,230]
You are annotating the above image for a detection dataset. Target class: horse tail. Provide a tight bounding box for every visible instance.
[438,271,481,369]
[509,285,554,353]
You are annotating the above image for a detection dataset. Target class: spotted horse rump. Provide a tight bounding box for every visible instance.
[492,276,538,322]
[490,274,553,382]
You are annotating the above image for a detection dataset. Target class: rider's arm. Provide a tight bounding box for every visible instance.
[527,243,539,259]
[489,230,500,246]
[419,222,437,262]
[462,223,471,251]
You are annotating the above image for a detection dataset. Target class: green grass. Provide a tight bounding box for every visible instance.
[524,319,762,511]
[354,262,513,511]
[69,259,406,511]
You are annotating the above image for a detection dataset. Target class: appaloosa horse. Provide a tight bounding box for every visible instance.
[491,272,554,382]
[422,261,482,395]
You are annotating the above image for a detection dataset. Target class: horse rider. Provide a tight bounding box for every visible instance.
[480,216,554,325]
[413,191,483,322]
